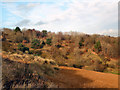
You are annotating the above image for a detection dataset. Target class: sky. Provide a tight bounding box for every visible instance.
[0,0,119,36]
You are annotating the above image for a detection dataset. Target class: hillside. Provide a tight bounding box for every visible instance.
[1,27,119,88]
[2,52,59,88]
[2,51,118,88]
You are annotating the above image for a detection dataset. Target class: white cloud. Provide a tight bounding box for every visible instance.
[99,29,118,37]
[15,19,30,26]
[2,0,118,36]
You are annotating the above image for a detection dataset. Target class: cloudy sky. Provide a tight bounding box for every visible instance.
[0,0,119,36]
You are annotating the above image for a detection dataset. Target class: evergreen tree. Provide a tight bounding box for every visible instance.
[14,27,21,32]
[94,41,102,52]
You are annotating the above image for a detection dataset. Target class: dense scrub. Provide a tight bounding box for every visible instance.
[2,27,119,75]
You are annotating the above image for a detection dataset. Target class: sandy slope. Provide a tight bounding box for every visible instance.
[47,66,118,88]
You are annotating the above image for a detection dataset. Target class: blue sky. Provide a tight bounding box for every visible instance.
[0,0,119,36]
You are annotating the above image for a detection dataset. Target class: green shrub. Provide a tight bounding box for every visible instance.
[46,38,52,45]
[31,39,40,49]
[81,38,84,42]
[18,43,29,53]
[79,42,84,48]
[94,41,102,52]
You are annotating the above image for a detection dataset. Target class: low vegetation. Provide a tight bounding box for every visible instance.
[1,27,119,88]
[2,58,57,88]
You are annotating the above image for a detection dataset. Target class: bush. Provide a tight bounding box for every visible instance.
[73,64,83,69]
[42,30,47,37]
[2,58,54,88]
[93,65,105,72]
[33,50,42,56]
[42,41,46,45]
[50,61,56,65]
[92,60,105,72]
[31,39,40,49]
[79,42,84,48]
[40,41,46,48]
[28,50,33,54]
[46,38,52,45]
[18,43,29,53]
[54,67,60,70]
[35,63,55,76]
[108,63,116,69]
[55,44,62,48]
[94,41,102,52]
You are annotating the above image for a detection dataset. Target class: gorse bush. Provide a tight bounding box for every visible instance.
[18,43,29,53]
[31,39,46,49]
[46,38,52,45]
[31,39,40,49]
[79,42,84,48]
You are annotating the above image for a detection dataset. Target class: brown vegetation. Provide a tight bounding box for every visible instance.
[1,27,119,88]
